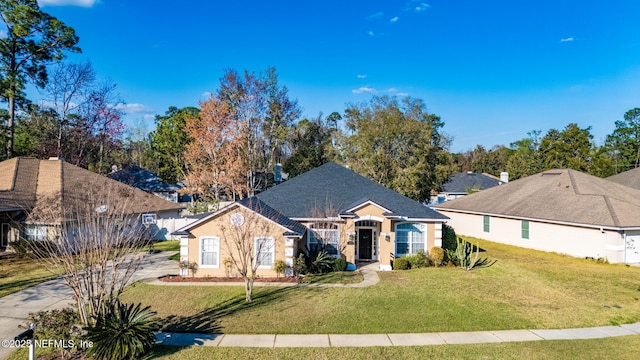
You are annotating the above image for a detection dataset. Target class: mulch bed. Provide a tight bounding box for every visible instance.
[160,275,299,283]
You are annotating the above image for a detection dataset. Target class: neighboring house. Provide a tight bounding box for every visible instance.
[430,171,507,204]
[433,169,640,264]
[174,162,449,276]
[107,165,184,203]
[0,157,183,251]
[606,167,640,190]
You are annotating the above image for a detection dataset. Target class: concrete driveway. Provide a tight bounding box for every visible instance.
[0,251,178,360]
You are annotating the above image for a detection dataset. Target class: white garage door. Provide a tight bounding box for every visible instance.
[625,235,640,264]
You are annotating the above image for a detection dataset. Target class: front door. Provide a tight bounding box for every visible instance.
[358,229,373,260]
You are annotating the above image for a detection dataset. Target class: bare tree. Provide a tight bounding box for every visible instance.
[26,180,152,326]
[219,201,273,302]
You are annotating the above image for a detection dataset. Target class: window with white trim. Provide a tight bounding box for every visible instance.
[200,237,220,267]
[255,237,275,268]
[309,223,340,257]
[395,222,426,257]
[25,225,47,241]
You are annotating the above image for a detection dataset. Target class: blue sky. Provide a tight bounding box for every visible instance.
[35,0,640,152]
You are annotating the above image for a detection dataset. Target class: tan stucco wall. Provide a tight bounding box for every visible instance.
[186,206,295,277]
[438,210,629,263]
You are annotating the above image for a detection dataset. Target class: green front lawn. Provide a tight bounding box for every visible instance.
[122,238,640,334]
[0,254,59,298]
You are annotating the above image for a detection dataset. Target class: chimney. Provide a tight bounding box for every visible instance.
[500,172,509,183]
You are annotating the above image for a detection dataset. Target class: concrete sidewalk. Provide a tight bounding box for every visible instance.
[156,323,640,348]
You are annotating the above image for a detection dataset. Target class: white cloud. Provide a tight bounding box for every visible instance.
[390,16,399,23]
[114,103,152,114]
[368,12,384,19]
[352,87,376,94]
[357,74,367,79]
[387,87,399,93]
[413,2,430,12]
[38,0,97,7]
[201,91,213,98]
[368,31,375,36]
[560,37,574,42]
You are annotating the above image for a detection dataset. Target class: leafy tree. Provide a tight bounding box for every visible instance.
[605,108,640,173]
[284,115,336,177]
[506,130,544,180]
[0,0,80,158]
[183,96,247,207]
[217,66,300,194]
[342,95,450,201]
[539,123,594,172]
[150,106,199,183]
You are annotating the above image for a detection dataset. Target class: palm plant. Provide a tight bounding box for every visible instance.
[86,299,158,360]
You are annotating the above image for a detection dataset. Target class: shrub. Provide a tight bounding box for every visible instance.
[393,257,410,270]
[28,308,83,359]
[442,224,457,251]
[292,253,307,277]
[310,250,335,274]
[405,251,431,268]
[86,300,158,360]
[274,260,288,279]
[444,249,459,266]
[29,308,82,340]
[430,247,445,267]
[333,258,347,272]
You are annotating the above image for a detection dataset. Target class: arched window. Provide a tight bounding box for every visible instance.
[395,223,426,257]
[309,223,340,257]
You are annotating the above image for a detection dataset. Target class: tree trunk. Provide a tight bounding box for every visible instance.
[6,96,15,158]
[244,277,254,302]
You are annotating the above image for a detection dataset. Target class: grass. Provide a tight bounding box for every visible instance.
[0,254,59,298]
[122,238,640,334]
[144,240,180,252]
[301,271,364,284]
[146,335,640,360]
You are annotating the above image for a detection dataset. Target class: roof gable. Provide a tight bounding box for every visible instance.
[434,168,640,228]
[176,197,307,236]
[256,162,448,221]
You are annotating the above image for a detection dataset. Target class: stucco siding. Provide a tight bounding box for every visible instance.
[440,210,627,263]
[186,207,290,277]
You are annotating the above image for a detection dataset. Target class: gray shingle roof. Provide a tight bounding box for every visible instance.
[441,172,504,194]
[237,198,307,236]
[606,167,640,190]
[256,162,448,220]
[434,168,640,229]
[107,165,182,192]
